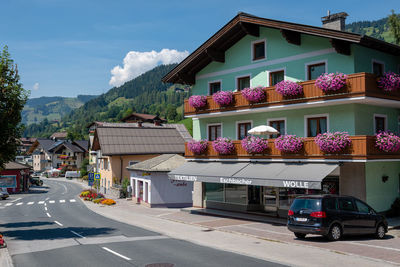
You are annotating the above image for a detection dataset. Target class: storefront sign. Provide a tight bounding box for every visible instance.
[282,180,309,188]
[173,175,197,181]
[219,178,252,185]
[0,175,17,188]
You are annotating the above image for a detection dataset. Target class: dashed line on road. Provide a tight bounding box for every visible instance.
[54,221,63,226]
[16,203,23,206]
[38,201,45,204]
[45,197,49,200]
[70,231,86,239]
[49,200,55,204]
[44,207,48,211]
[102,247,131,261]
[46,212,51,217]
[10,197,21,203]
[60,200,65,203]
[5,203,12,206]
[70,199,76,202]
[27,202,34,205]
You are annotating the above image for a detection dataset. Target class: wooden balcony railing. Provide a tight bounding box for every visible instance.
[184,73,400,116]
[185,136,400,160]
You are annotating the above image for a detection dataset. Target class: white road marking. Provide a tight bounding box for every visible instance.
[54,221,63,226]
[59,200,65,203]
[102,247,131,261]
[11,197,21,203]
[345,241,400,252]
[5,203,13,206]
[44,203,47,206]
[44,207,48,211]
[27,202,34,205]
[69,199,76,202]
[46,212,51,217]
[45,197,49,200]
[70,231,86,239]
[49,200,55,204]
[38,201,45,204]
[16,203,23,206]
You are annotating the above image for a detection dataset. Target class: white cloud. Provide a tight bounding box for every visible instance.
[33,82,39,91]
[109,49,189,87]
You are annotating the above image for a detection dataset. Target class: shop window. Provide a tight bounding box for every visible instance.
[248,186,261,204]
[209,81,221,95]
[225,184,247,204]
[279,188,307,209]
[307,117,327,137]
[205,183,224,202]
[263,187,277,206]
[237,76,250,90]
[338,198,356,212]
[208,124,221,141]
[252,41,265,61]
[374,115,386,133]
[269,70,284,86]
[307,62,326,80]
[237,122,251,140]
[372,61,384,77]
[268,120,285,138]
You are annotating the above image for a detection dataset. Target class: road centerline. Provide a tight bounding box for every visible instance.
[46,212,51,217]
[102,247,132,261]
[70,230,86,239]
[54,221,63,226]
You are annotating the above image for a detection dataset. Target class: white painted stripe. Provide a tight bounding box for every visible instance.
[54,221,63,226]
[69,199,76,202]
[5,203,13,206]
[16,203,23,206]
[59,200,65,203]
[45,197,49,200]
[46,212,51,217]
[102,247,131,261]
[27,202,34,205]
[10,197,22,203]
[44,207,48,211]
[345,241,400,252]
[44,203,47,206]
[49,200,55,204]
[38,201,45,204]
[70,231,85,239]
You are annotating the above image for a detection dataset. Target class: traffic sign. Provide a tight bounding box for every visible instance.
[94,173,101,180]
[88,172,94,186]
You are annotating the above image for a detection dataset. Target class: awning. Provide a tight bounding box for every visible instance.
[168,161,339,189]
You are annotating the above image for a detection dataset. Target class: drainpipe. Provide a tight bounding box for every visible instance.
[120,156,123,184]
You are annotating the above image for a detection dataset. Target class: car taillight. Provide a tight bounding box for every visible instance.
[310,211,326,218]
[288,210,294,216]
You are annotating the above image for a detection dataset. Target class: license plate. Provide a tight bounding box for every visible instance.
[295,217,308,222]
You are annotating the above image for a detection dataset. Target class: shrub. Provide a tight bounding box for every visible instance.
[212,91,233,106]
[375,131,400,152]
[187,139,208,154]
[188,95,207,108]
[241,136,268,154]
[377,72,400,92]
[241,86,266,103]
[315,73,347,92]
[93,198,105,204]
[274,135,304,153]
[314,132,351,153]
[212,137,235,155]
[275,80,303,96]
[101,199,116,205]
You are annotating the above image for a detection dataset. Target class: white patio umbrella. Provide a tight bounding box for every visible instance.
[248,125,279,135]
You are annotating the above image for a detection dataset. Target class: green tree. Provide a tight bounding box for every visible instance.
[80,157,89,177]
[0,46,28,169]
[388,10,400,45]
[166,105,177,121]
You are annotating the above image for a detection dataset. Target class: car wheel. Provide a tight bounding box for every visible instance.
[294,233,306,239]
[375,224,386,239]
[327,224,342,241]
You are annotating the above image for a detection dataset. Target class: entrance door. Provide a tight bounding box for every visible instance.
[263,187,278,212]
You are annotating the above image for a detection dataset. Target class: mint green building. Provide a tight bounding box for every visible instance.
[165,12,400,215]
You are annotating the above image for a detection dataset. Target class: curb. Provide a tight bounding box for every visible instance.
[0,247,13,267]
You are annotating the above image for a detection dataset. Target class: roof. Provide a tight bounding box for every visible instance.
[36,139,57,153]
[49,141,86,153]
[4,161,31,170]
[93,127,186,155]
[127,154,186,172]
[120,113,166,123]
[73,140,89,151]
[50,132,68,139]
[163,12,400,84]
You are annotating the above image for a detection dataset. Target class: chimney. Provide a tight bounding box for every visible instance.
[321,11,348,31]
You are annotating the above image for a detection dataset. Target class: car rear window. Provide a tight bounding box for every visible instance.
[290,198,322,212]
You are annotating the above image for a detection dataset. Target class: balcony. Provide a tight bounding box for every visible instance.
[184,73,400,116]
[185,136,400,160]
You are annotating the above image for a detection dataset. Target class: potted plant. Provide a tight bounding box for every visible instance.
[315,73,347,92]
[274,135,304,153]
[241,86,266,103]
[187,139,208,154]
[241,136,268,154]
[375,131,400,152]
[212,91,233,106]
[314,131,351,153]
[377,72,400,92]
[188,95,207,109]
[212,137,235,155]
[275,80,303,97]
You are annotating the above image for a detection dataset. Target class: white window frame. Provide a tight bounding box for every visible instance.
[208,80,222,95]
[373,114,388,134]
[267,67,286,87]
[207,123,223,141]
[235,120,253,139]
[304,113,330,137]
[267,117,287,135]
[371,59,385,75]
[304,59,328,80]
[235,74,252,91]
[251,38,267,62]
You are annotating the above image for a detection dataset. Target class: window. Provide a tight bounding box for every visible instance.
[268,120,285,138]
[237,76,250,90]
[372,61,384,76]
[209,81,221,95]
[355,200,371,214]
[338,198,356,212]
[237,122,251,140]
[307,62,326,80]
[269,70,284,86]
[307,117,327,137]
[374,115,386,133]
[208,124,221,141]
[253,41,265,61]
[129,161,139,166]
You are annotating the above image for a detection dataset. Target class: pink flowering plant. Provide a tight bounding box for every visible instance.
[315,73,347,92]
[377,72,400,92]
[274,135,304,153]
[241,86,266,103]
[187,139,208,154]
[375,131,400,152]
[241,136,268,154]
[212,137,235,155]
[188,95,207,109]
[314,131,351,153]
[275,80,303,96]
[212,91,233,106]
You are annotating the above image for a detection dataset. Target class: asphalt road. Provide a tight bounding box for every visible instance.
[0,179,286,267]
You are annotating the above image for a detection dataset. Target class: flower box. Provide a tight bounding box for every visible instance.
[274,135,304,153]
[241,136,268,154]
[212,137,235,155]
[188,95,207,109]
[212,91,233,106]
[187,139,208,154]
[314,132,351,153]
[275,80,303,97]
[377,72,400,92]
[375,131,400,152]
[241,86,266,103]
[315,73,347,92]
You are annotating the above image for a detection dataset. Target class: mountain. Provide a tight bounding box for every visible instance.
[23,64,190,138]
[22,95,97,125]
[346,16,397,44]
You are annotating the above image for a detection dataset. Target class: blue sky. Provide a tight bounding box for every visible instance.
[1,0,399,98]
